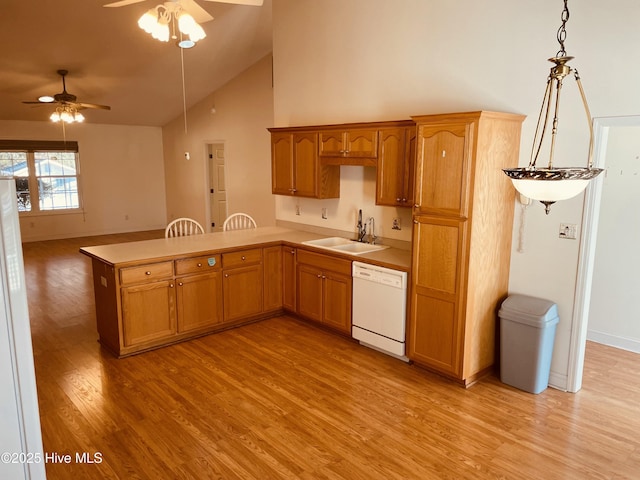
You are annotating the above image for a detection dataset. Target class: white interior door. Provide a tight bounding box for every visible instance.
[208,143,227,232]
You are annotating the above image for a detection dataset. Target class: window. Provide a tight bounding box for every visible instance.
[0,140,81,213]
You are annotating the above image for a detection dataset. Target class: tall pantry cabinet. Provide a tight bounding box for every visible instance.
[408,111,525,386]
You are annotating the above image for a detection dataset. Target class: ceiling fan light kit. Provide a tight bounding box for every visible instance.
[502,0,603,214]
[137,3,206,47]
[22,70,111,124]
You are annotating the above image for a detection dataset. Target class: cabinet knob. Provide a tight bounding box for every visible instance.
[178,282,183,286]
[322,275,326,279]
[241,256,246,261]
[290,249,296,254]
[197,263,202,267]
[145,271,151,275]
[414,204,420,209]
[291,188,297,193]
[169,283,174,288]
[413,219,419,224]
[317,274,322,278]
[402,198,407,202]
[224,274,229,278]
[396,198,401,202]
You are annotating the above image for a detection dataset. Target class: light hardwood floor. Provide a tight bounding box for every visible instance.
[22,232,640,480]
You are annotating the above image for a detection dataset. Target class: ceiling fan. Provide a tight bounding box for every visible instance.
[104,0,264,24]
[23,70,111,112]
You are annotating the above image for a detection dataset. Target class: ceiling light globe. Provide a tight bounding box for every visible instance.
[74,112,85,123]
[60,111,74,123]
[138,10,158,33]
[152,23,170,42]
[188,23,206,42]
[50,112,61,122]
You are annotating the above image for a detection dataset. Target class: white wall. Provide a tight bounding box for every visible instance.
[0,120,166,241]
[162,55,275,230]
[271,0,640,388]
[587,125,640,352]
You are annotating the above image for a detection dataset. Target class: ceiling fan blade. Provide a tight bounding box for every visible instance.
[76,103,111,111]
[103,0,147,7]
[201,0,263,5]
[22,101,48,105]
[181,0,214,23]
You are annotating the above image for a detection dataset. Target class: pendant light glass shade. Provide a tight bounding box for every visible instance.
[503,1,603,214]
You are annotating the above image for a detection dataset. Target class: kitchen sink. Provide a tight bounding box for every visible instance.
[302,237,389,255]
[302,237,353,248]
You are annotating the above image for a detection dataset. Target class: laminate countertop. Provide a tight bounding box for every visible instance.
[80,226,412,272]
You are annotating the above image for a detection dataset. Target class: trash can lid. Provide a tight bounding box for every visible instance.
[499,294,559,327]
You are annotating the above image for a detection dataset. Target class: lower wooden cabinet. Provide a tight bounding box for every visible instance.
[176,272,223,333]
[296,249,352,335]
[282,246,297,312]
[92,243,358,357]
[121,279,176,347]
[263,246,284,312]
[222,248,264,322]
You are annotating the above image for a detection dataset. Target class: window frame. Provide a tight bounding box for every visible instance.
[0,140,82,216]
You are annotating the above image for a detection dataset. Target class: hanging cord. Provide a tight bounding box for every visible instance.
[180,41,188,135]
[517,200,529,253]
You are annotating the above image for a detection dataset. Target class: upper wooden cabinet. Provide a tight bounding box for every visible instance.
[376,125,416,207]
[408,111,526,386]
[414,122,472,217]
[269,130,340,198]
[319,129,378,163]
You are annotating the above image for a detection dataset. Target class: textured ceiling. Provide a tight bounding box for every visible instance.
[0,0,272,126]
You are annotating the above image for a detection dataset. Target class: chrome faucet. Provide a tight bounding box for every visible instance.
[368,217,376,244]
[357,209,367,242]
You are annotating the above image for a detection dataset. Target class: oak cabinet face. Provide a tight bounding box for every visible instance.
[376,126,416,207]
[319,129,378,158]
[176,272,223,333]
[270,131,339,199]
[408,112,524,385]
[121,280,176,347]
[296,250,352,335]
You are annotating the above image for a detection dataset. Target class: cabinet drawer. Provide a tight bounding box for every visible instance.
[297,249,352,276]
[175,254,221,275]
[120,261,174,285]
[222,248,262,268]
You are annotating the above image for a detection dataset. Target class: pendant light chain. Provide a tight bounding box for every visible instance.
[556,0,570,57]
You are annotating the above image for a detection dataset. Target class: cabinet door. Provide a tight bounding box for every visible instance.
[376,128,406,206]
[176,272,223,333]
[271,132,294,195]
[293,132,319,197]
[263,246,283,312]
[223,264,264,322]
[408,215,467,377]
[297,264,323,323]
[318,131,345,157]
[121,280,176,347]
[282,247,297,312]
[345,129,378,157]
[322,272,352,334]
[415,123,472,217]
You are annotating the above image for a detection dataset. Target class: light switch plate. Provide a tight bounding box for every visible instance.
[559,223,577,239]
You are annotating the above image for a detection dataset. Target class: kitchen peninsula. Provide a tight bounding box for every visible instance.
[80,226,411,358]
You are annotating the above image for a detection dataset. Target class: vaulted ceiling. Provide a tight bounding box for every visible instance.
[0,0,272,126]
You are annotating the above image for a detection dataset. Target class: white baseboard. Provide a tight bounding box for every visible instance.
[549,370,568,392]
[587,330,640,354]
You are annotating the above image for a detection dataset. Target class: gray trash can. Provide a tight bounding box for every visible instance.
[499,294,559,394]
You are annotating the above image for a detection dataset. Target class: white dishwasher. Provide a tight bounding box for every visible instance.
[352,261,408,360]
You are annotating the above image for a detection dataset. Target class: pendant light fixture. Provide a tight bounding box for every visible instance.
[503,0,603,214]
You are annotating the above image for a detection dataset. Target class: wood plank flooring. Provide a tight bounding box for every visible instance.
[22,231,640,479]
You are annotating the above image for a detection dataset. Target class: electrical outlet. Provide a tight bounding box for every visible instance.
[559,223,577,239]
[321,207,328,219]
[392,218,401,230]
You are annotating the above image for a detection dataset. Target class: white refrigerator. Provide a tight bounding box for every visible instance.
[0,178,46,479]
